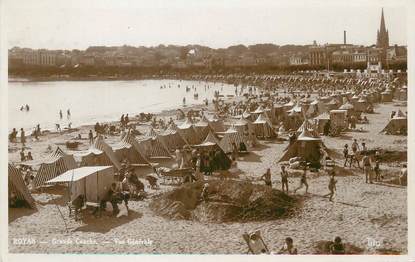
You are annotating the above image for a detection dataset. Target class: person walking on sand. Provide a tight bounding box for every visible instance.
[20,128,26,146]
[260,168,272,187]
[88,130,94,144]
[59,110,63,120]
[362,154,372,183]
[294,165,309,194]
[281,165,289,193]
[343,144,349,167]
[324,172,337,201]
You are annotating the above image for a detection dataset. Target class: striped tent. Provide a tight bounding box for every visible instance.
[112,134,151,166]
[31,147,77,188]
[8,164,36,208]
[218,126,244,153]
[297,118,320,138]
[137,136,172,159]
[194,115,211,142]
[207,115,226,133]
[91,135,122,170]
[159,123,188,151]
[177,119,200,145]
[253,113,275,138]
[120,131,152,162]
[79,147,114,168]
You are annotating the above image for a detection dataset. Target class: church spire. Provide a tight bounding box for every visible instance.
[376,8,389,48]
[380,8,386,33]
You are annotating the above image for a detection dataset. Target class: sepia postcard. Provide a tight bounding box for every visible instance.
[1,0,414,261]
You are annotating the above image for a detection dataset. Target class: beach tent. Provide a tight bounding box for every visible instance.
[138,136,172,159]
[329,110,348,131]
[217,125,245,153]
[381,110,407,135]
[159,123,188,151]
[112,131,151,166]
[278,129,326,167]
[207,114,226,133]
[177,118,201,145]
[47,166,114,203]
[315,112,330,134]
[8,164,36,208]
[194,115,212,142]
[253,113,275,138]
[81,135,122,170]
[354,97,369,112]
[193,132,232,170]
[30,147,77,188]
[297,118,319,138]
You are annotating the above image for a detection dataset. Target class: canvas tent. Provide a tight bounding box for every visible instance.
[28,147,77,188]
[112,132,151,166]
[159,123,188,151]
[278,129,326,167]
[47,166,114,203]
[81,135,122,170]
[194,115,212,142]
[177,119,201,145]
[8,164,36,208]
[138,136,172,159]
[253,113,275,138]
[381,110,407,135]
[217,126,245,153]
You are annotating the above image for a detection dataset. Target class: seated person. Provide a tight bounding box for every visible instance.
[278,237,298,254]
[239,142,247,152]
[330,236,346,254]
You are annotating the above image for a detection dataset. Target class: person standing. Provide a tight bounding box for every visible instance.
[20,128,26,146]
[281,165,289,193]
[67,109,71,119]
[343,144,349,167]
[294,165,309,194]
[324,172,337,201]
[59,110,63,119]
[362,155,372,183]
[261,168,272,187]
[88,130,94,144]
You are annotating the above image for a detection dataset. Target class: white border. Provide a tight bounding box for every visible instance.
[1,0,414,262]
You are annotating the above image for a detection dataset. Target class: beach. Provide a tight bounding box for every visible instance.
[8,97,407,254]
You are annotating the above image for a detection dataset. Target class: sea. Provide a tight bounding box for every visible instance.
[8,79,238,132]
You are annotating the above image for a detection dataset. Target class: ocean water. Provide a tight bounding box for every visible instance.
[8,79,236,132]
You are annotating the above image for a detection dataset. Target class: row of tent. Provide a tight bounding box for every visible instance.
[11,112,266,193]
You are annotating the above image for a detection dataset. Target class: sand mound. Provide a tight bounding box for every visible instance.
[150,180,298,223]
[314,240,364,254]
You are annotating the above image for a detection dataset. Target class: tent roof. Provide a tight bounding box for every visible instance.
[178,119,193,129]
[315,112,330,120]
[393,110,407,119]
[297,129,321,141]
[24,147,69,166]
[48,166,113,183]
[339,102,354,110]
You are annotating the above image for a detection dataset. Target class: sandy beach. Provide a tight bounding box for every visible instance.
[8,98,407,254]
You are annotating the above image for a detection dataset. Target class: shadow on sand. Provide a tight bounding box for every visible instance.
[9,207,38,223]
[74,210,143,234]
[238,152,262,163]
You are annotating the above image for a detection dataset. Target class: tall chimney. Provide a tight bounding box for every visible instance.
[344,30,346,45]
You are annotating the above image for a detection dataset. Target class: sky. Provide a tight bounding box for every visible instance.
[4,0,408,50]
